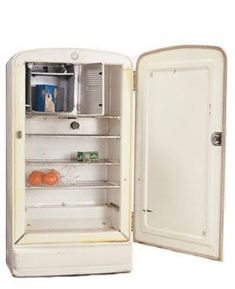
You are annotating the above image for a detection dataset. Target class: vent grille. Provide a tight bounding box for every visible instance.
[79,63,103,115]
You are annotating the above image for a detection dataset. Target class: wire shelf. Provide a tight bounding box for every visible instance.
[25,202,120,211]
[25,112,121,119]
[26,159,120,166]
[31,72,74,77]
[26,134,120,139]
[26,203,108,209]
[26,180,120,190]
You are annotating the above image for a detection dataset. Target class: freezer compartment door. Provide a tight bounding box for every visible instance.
[134,46,226,260]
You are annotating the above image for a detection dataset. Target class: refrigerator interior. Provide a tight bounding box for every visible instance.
[24,62,126,242]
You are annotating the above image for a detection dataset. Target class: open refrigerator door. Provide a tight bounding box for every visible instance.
[134,46,226,260]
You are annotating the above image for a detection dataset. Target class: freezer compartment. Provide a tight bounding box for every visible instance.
[26,63,122,117]
[26,63,75,114]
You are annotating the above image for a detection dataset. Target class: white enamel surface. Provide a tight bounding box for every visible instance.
[10,48,132,69]
[6,63,26,242]
[11,243,132,276]
[6,49,133,276]
[134,46,226,259]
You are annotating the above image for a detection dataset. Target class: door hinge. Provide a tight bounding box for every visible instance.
[211,132,222,146]
[131,211,134,231]
[133,71,136,91]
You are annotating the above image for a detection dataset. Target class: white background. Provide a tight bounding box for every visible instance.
[0,0,234,288]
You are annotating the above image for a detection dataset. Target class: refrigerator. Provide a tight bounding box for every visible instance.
[6,46,226,277]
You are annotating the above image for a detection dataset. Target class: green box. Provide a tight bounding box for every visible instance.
[77,151,99,162]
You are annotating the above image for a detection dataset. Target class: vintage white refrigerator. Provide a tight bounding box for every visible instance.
[6,46,226,277]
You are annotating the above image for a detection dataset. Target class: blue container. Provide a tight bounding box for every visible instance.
[34,85,58,112]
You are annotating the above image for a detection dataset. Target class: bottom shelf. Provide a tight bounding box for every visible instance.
[18,228,128,244]
[26,227,117,234]
[26,180,120,190]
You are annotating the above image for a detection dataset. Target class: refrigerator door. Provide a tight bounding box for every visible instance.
[134,46,226,260]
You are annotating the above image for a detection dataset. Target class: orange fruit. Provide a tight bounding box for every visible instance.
[28,171,43,186]
[42,170,60,186]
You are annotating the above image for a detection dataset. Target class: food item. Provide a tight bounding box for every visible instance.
[27,171,43,186]
[42,170,60,186]
[77,151,99,162]
[27,169,60,187]
[34,84,58,112]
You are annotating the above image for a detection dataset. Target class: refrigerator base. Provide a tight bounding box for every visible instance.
[8,243,132,277]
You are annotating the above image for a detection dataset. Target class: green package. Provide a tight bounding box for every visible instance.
[77,151,99,162]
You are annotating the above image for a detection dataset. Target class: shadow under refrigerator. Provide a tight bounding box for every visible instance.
[6,46,226,277]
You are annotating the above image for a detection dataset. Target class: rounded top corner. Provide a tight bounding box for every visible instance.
[136,44,227,73]
[7,49,40,66]
[6,48,133,69]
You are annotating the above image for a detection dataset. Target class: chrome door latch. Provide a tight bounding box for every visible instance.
[211,132,222,146]
[16,131,22,139]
